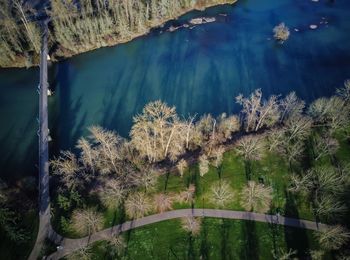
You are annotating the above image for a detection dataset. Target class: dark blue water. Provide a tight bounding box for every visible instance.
[1,0,350,180]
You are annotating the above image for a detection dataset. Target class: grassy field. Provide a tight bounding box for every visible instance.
[65,218,328,260]
[155,150,314,220]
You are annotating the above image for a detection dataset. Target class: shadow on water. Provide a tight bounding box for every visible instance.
[50,62,87,155]
[284,190,309,258]
[0,116,38,183]
[240,220,259,260]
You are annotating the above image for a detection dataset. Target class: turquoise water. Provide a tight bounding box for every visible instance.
[0,68,39,181]
[1,0,350,180]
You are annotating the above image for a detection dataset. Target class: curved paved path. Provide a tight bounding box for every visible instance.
[47,209,328,259]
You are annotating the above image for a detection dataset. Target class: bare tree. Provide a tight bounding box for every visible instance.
[271,248,297,260]
[210,146,225,168]
[130,101,186,162]
[283,115,312,142]
[313,134,339,161]
[71,208,103,236]
[309,250,324,260]
[290,167,346,203]
[308,97,348,131]
[241,181,272,213]
[289,174,308,194]
[209,181,234,208]
[67,244,92,260]
[13,0,41,53]
[280,92,305,123]
[235,135,264,161]
[131,168,158,192]
[176,184,196,204]
[236,89,262,132]
[273,23,290,42]
[217,113,240,141]
[199,154,209,177]
[89,126,124,175]
[315,195,347,222]
[177,159,188,177]
[50,151,82,190]
[181,217,201,235]
[153,193,173,213]
[236,89,280,132]
[336,79,350,102]
[278,140,304,165]
[314,225,350,250]
[196,114,216,140]
[99,179,126,209]
[255,95,280,131]
[125,192,152,219]
[105,234,126,257]
[76,137,97,173]
[265,128,286,152]
[184,114,197,150]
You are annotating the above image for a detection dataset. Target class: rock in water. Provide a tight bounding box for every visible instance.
[190,17,216,25]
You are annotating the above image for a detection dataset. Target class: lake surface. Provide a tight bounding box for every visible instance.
[1,0,350,180]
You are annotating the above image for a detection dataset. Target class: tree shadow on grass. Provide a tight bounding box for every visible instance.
[267,221,282,258]
[164,171,171,191]
[200,218,210,259]
[187,233,196,260]
[284,191,309,259]
[244,160,252,181]
[184,166,201,197]
[240,220,259,260]
[220,219,234,260]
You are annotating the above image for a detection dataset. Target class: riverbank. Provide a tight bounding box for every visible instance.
[52,0,237,62]
[2,0,237,69]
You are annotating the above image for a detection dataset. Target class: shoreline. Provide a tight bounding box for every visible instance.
[2,0,237,69]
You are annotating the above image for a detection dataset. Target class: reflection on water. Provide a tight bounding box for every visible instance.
[0,0,350,179]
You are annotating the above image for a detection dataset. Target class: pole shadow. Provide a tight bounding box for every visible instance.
[284,190,310,259]
[239,220,259,260]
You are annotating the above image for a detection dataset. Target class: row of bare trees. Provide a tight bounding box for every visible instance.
[130,100,240,163]
[129,81,349,166]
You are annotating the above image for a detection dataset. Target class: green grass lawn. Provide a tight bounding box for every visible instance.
[156,150,314,220]
[67,218,328,260]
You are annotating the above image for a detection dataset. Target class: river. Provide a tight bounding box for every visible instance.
[0,0,349,181]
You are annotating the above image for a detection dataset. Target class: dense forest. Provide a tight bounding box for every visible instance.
[0,0,236,68]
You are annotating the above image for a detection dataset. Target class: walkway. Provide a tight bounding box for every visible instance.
[47,208,328,259]
[29,19,61,260]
